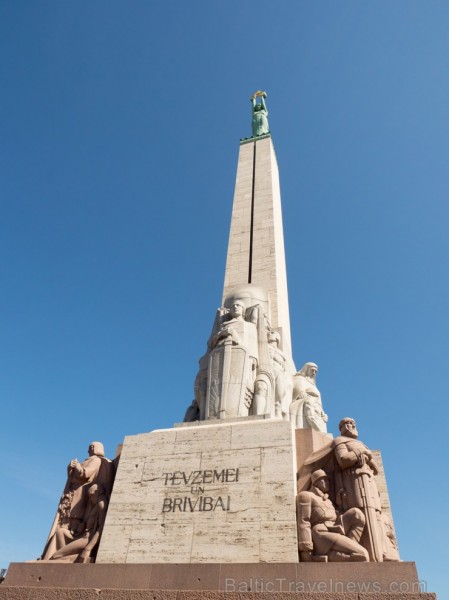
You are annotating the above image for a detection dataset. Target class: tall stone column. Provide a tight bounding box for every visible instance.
[223,135,293,363]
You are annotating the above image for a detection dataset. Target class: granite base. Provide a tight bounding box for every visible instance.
[2,561,431,595]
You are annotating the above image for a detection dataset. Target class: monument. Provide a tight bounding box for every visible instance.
[1,92,433,598]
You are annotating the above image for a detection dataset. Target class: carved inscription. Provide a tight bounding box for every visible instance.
[162,496,230,512]
[163,469,239,486]
[161,469,240,513]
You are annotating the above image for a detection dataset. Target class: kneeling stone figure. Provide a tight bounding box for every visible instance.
[297,469,369,562]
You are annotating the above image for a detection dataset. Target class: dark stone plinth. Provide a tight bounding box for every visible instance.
[2,562,429,595]
[0,588,436,600]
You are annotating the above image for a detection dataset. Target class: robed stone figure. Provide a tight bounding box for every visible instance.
[206,300,258,418]
[184,287,287,421]
[42,442,115,563]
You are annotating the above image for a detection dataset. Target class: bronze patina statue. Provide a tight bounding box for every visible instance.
[251,91,269,137]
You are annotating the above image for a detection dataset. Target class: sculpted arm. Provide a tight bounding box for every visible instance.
[68,459,84,478]
[367,456,379,475]
[303,400,324,430]
[82,456,102,480]
[211,325,241,348]
[292,377,317,400]
[334,442,378,472]
[68,457,100,482]
[207,308,228,349]
[334,442,359,469]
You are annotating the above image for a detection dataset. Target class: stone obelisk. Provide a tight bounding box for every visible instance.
[223,134,293,360]
[180,92,296,424]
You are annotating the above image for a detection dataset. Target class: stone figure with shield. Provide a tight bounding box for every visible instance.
[184,283,296,421]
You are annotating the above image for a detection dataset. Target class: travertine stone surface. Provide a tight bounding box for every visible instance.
[372,450,400,560]
[223,136,293,361]
[96,419,298,564]
[295,428,331,473]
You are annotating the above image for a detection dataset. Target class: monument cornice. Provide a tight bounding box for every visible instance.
[240,132,271,145]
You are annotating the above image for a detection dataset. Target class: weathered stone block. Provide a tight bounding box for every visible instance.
[96,419,298,563]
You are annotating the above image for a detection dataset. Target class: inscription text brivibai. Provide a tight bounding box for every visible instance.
[161,468,240,513]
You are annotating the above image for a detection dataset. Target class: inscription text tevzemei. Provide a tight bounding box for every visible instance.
[161,469,240,513]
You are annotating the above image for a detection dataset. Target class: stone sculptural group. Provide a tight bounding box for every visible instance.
[184,283,327,433]
[39,284,397,567]
[41,442,115,564]
[297,468,369,562]
[42,420,398,565]
[182,282,398,565]
[297,417,399,563]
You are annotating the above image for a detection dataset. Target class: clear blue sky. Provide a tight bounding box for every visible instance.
[1,2,448,596]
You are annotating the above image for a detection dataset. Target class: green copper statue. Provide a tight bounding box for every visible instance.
[251,91,269,137]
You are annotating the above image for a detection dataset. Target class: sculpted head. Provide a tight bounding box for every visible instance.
[267,329,281,347]
[230,301,246,320]
[297,362,318,382]
[224,284,269,321]
[339,417,358,439]
[88,441,105,457]
[311,469,329,493]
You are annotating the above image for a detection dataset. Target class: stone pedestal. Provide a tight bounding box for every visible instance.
[96,418,298,564]
[1,561,432,599]
[1,425,431,598]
